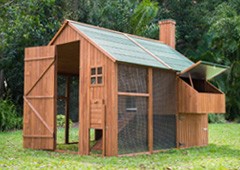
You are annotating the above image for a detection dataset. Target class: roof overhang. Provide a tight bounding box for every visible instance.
[179,61,228,80]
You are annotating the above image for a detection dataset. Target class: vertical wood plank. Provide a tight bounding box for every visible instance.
[102,105,106,156]
[79,38,90,155]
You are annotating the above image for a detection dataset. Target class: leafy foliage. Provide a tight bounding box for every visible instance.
[0,99,22,131]
[57,115,73,128]
[208,114,226,124]
[205,2,240,120]
[130,0,159,35]
[0,0,64,112]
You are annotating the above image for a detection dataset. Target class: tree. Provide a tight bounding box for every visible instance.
[130,0,159,35]
[156,0,223,57]
[0,0,64,113]
[206,2,240,120]
[64,0,134,33]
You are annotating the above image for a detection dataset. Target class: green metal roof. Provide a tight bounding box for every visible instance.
[70,21,194,71]
[131,36,193,71]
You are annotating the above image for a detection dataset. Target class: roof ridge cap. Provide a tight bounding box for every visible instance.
[123,33,172,70]
[67,19,166,45]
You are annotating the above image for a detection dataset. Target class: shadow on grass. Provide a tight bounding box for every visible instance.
[196,143,240,158]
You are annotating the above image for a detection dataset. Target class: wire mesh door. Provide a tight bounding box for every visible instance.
[118,64,148,154]
[153,69,176,150]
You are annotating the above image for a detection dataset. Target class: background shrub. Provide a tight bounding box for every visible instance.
[0,99,22,131]
[208,114,226,124]
[57,115,73,128]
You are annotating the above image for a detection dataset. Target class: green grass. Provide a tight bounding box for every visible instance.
[0,124,240,169]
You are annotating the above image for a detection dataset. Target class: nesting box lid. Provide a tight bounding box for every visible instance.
[179,61,228,80]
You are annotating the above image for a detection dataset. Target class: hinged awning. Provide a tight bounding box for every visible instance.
[179,61,228,80]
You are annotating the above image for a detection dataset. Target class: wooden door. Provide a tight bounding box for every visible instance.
[177,113,208,148]
[23,46,56,150]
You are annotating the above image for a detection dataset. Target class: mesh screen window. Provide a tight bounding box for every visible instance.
[118,64,147,93]
[153,69,176,150]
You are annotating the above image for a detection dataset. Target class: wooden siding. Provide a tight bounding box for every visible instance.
[177,113,208,148]
[79,34,117,156]
[50,25,80,45]
[23,46,56,150]
[178,78,225,113]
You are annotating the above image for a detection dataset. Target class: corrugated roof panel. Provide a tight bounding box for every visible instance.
[130,36,194,71]
[70,22,167,69]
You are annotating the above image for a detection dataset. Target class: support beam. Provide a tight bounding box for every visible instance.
[65,76,70,144]
[148,68,153,153]
[188,73,194,88]
[118,92,149,97]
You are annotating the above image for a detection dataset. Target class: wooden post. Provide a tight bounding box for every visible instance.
[102,105,106,156]
[148,68,153,153]
[65,76,70,144]
[176,77,179,148]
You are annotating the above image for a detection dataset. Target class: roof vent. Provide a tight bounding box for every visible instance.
[159,19,176,49]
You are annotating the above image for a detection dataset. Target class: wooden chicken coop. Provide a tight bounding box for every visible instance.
[23,19,227,156]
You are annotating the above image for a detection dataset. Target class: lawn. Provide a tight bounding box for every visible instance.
[0,124,240,169]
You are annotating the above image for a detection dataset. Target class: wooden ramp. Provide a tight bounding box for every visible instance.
[92,138,103,151]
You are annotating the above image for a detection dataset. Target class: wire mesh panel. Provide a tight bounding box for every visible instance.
[118,64,148,154]
[118,96,148,154]
[57,75,66,115]
[57,75,79,122]
[118,64,147,93]
[57,75,79,145]
[153,69,176,150]
[69,76,79,122]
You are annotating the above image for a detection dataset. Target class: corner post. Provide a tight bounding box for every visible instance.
[148,68,153,153]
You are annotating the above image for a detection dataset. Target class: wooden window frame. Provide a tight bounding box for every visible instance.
[90,66,104,86]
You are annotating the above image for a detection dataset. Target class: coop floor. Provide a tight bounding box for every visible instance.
[56,128,101,154]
